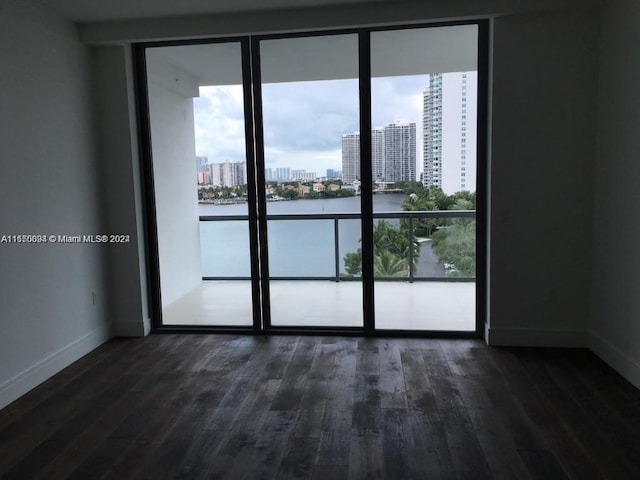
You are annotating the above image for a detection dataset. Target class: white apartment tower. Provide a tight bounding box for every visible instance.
[371,129,385,183]
[423,74,443,188]
[341,133,360,183]
[342,129,386,183]
[275,167,290,181]
[207,161,247,187]
[222,161,246,187]
[384,122,416,183]
[423,72,477,193]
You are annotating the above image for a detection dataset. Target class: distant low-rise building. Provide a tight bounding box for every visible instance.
[297,185,311,196]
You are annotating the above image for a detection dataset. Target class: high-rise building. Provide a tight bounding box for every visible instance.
[326,168,341,179]
[372,129,385,183]
[222,161,246,187]
[265,167,291,182]
[196,156,208,171]
[265,168,274,181]
[206,161,247,187]
[291,170,317,181]
[196,156,208,183]
[423,74,442,189]
[341,133,360,183]
[383,122,416,183]
[275,167,291,181]
[423,72,477,193]
[341,129,386,184]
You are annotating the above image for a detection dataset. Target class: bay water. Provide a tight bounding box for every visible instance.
[198,194,443,277]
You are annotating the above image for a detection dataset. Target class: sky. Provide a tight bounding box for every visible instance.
[193,74,429,175]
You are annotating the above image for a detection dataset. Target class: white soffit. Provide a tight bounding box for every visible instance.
[371,25,478,77]
[145,24,477,87]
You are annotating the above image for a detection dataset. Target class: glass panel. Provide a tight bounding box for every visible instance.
[267,219,334,277]
[414,215,476,280]
[259,34,362,327]
[339,219,362,277]
[371,25,478,331]
[145,42,253,326]
[200,221,251,277]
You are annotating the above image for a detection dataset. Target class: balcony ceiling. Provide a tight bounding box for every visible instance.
[41,0,396,23]
[147,24,478,87]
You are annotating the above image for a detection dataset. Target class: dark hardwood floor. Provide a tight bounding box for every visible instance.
[1,334,639,479]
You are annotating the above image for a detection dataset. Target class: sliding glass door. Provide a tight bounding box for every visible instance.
[370,25,478,332]
[257,34,363,328]
[141,40,259,328]
[138,22,484,334]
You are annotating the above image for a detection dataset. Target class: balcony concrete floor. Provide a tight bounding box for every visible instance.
[163,280,476,331]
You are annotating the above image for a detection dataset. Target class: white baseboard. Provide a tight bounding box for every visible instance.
[588,332,640,390]
[486,327,588,347]
[0,324,112,410]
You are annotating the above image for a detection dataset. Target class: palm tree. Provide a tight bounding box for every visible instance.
[374,251,408,277]
[373,220,419,266]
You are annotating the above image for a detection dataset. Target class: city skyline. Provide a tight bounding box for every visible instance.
[341,122,416,184]
[194,72,476,193]
[198,160,343,186]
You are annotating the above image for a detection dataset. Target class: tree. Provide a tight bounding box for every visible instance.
[402,194,440,238]
[431,220,476,277]
[374,250,407,277]
[449,198,474,211]
[343,248,362,276]
[343,187,477,278]
[342,220,419,277]
[400,181,424,195]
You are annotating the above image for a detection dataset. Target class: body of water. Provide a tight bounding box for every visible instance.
[198,194,446,278]
[198,193,406,216]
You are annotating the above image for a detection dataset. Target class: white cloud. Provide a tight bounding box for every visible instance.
[194,85,246,164]
[193,74,446,175]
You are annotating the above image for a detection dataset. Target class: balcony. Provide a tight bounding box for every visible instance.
[162,210,477,332]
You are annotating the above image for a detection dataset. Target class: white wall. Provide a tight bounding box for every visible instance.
[589,0,640,388]
[147,72,203,307]
[487,9,599,346]
[79,1,602,346]
[0,0,111,409]
[4,0,635,410]
[92,46,150,336]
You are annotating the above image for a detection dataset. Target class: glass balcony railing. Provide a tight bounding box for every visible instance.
[199,211,475,281]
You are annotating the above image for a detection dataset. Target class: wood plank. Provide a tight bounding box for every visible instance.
[1,335,640,479]
[348,429,384,479]
[351,374,382,430]
[400,347,436,413]
[276,436,320,480]
[378,340,408,409]
[316,408,352,466]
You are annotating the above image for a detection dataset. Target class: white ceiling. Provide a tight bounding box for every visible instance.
[40,0,394,23]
